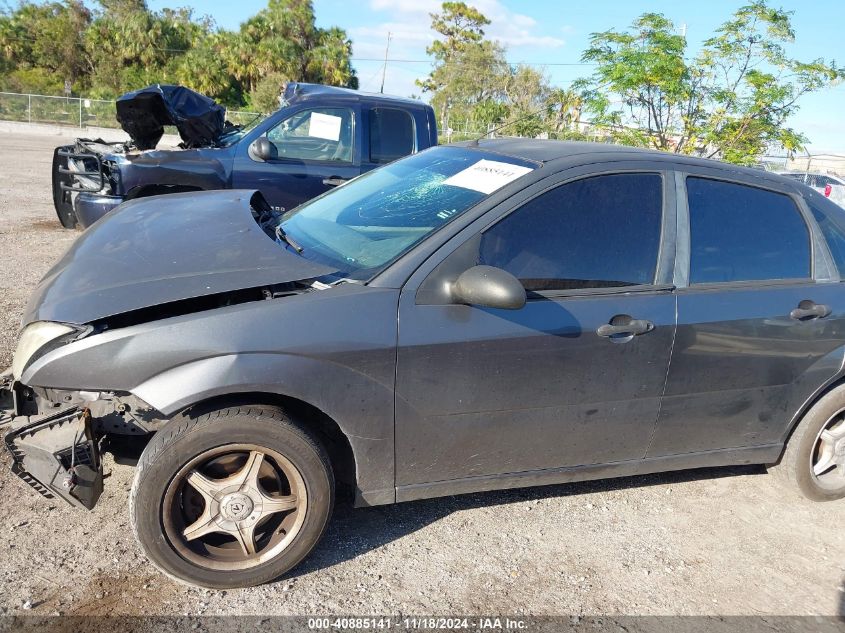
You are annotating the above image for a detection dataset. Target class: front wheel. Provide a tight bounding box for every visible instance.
[130,405,334,588]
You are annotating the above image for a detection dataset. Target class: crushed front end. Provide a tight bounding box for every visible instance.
[1,375,162,510]
[1,369,102,509]
[0,370,13,425]
[52,139,125,228]
[4,407,102,509]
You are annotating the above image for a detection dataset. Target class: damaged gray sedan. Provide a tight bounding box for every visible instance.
[3,140,845,588]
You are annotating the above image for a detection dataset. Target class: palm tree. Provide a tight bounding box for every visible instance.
[545,87,582,134]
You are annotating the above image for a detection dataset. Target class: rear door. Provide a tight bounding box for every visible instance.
[647,172,845,457]
[395,168,679,492]
[232,105,361,212]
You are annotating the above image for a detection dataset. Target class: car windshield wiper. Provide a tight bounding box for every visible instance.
[275,224,303,253]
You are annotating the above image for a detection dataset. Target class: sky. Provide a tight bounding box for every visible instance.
[147,0,845,153]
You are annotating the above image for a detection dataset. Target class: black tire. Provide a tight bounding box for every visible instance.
[130,405,334,588]
[769,388,845,502]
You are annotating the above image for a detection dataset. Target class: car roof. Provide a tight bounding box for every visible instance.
[451,138,803,189]
[286,82,425,107]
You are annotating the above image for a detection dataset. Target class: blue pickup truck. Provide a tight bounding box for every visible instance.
[52,83,438,228]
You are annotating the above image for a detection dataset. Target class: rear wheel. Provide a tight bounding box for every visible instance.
[770,388,845,501]
[130,405,334,588]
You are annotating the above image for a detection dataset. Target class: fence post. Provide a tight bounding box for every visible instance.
[79,98,83,128]
[28,94,31,123]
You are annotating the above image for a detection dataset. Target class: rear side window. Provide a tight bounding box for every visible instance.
[479,173,663,291]
[687,177,811,284]
[808,174,835,188]
[369,108,415,164]
[808,195,845,275]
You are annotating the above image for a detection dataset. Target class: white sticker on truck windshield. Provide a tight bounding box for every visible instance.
[308,112,343,141]
[442,159,534,194]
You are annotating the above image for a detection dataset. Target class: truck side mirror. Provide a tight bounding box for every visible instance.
[250,138,273,161]
[450,265,526,310]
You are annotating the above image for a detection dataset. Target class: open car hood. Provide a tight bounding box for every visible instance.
[23,190,335,326]
[116,84,230,150]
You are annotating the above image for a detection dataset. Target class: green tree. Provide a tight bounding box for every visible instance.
[545,87,583,137]
[234,0,356,93]
[579,1,842,163]
[0,1,91,91]
[501,64,549,137]
[417,2,502,127]
[247,71,288,113]
[1,0,356,107]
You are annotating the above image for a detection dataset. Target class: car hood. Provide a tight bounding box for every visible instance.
[23,190,335,326]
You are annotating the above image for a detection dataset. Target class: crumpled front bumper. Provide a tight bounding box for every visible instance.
[0,369,13,425]
[1,371,103,510]
[74,192,124,228]
[3,406,103,510]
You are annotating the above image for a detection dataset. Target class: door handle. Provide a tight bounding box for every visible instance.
[790,301,831,321]
[596,318,654,338]
[322,177,348,187]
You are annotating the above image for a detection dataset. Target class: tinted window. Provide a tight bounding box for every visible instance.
[687,178,810,284]
[809,195,845,275]
[478,173,663,291]
[369,108,415,164]
[266,107,353,163]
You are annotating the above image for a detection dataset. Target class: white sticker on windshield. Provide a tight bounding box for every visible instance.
[442,159,533,194]
[308,112,343,141]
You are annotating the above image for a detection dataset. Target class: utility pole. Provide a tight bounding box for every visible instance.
[380,31,392,94]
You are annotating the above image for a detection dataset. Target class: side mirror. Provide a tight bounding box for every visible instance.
[451,265,526,310]
[250,137,273,161]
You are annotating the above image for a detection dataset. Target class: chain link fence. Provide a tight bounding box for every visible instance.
[3,91,843,181]
[0,91,258,134]
[442,117,628,144]
[758,153,845,178]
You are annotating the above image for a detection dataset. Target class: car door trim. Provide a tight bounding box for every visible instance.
[394,442,782,503]
[672,170,691,288]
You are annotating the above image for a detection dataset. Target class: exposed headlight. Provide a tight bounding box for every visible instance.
[11,322,84,381]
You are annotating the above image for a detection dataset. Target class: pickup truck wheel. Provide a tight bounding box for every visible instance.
[770,388,845,502]
[130,405,334,588]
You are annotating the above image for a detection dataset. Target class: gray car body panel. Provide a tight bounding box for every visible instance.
[22,283,400,506]
[24,189,334,325]
[14,140,845,507]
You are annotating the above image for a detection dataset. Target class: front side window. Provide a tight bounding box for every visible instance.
[687,177,811,284]
[477,173,664,291]
[369,108,415,164]
[266,107,353,163]
[280,147,536,280]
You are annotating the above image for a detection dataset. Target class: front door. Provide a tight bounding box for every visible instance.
[395,171,678,489]
[233,105,360,212]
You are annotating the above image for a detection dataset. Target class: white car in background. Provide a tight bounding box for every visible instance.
[777,171,845,207]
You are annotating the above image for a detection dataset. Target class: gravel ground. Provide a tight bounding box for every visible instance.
[0,131,844,618]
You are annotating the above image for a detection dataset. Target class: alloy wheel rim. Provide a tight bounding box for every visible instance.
[810,413,845,490]
[162,444,307,571]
